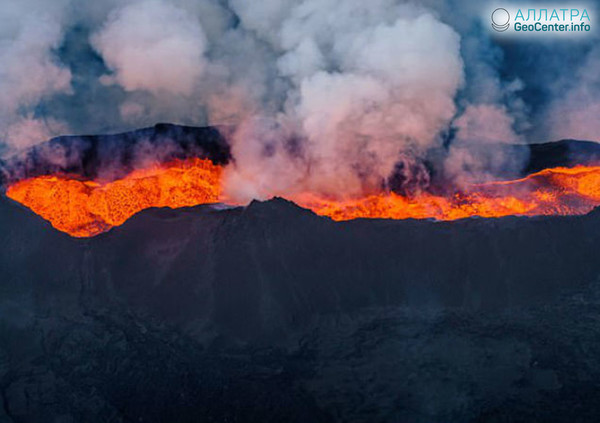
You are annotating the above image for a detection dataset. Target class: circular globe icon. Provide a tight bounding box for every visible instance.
[491,8,510,31]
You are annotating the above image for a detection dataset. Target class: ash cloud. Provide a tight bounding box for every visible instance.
[0,0,598,200]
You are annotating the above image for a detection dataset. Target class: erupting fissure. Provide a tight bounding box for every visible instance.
[5,160,600,237]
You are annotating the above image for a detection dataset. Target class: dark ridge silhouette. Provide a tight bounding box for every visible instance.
[525,138,600,172]
[0,123,231,185]
[1,194,600,422]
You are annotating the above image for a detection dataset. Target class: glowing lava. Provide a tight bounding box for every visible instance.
[5,161,600,238]
[6,158,222,237]
[296,166,600,221]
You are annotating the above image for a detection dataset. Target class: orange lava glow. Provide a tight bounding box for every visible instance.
[296,166,600,221]
[6,158,222,237]
[5,161,600,237]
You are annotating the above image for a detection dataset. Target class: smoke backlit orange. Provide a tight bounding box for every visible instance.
[5,161,600,237]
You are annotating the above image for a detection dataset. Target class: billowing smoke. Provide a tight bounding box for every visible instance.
[92,1,208,95]
[0,0,597,201]
[0,0,72,151]
[224,2,464,200]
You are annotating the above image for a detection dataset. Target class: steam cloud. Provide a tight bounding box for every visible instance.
[92,1,208,95]
[224,2,464,200]
[0,0,72,150]
[0,0,598,201]
[545,43,600,141]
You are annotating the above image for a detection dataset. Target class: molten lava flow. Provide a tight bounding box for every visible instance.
[296,165,600,221]
[6,161,600,237]
[6,158,222,237]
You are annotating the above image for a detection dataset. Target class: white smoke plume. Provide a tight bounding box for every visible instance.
[222,1,464,201]
[92,0,208,95]
[0,0,72,151]
[1,0,596,201]
[85,0,467,201]
[545,40,600,142]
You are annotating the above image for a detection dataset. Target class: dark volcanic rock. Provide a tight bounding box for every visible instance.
[525,139,600,173]
[0,123,231,185]
[1,196,600,422]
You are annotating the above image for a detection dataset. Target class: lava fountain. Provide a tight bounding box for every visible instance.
[5,159,600,237]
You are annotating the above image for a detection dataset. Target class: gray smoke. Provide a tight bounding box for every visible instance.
[0,0,72,150]
[0,0,597,201]
[545,42,600,140]
[222,1,464,200]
